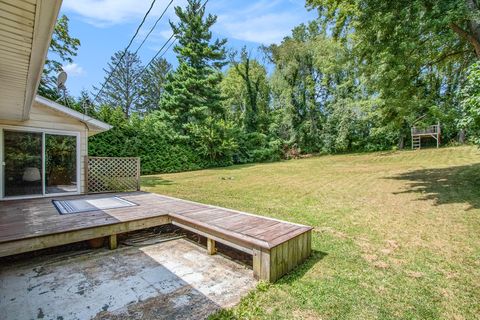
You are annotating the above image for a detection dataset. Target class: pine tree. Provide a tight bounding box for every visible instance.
[160,0,227,134]
[140,58,172,114]
[95,50,143,117]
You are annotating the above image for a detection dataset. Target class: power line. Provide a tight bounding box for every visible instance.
[135,0,209,80]
[133,0,174,55]
[136,34,176,80]
[93,0,210,103]
[91,0,158,103]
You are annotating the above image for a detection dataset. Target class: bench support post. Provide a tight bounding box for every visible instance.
[207,238,216,255]
[253,230,312,283]
[108,234,118,250]
[253,248,271,282]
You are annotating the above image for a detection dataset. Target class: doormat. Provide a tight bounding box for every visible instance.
[53,196,137,215]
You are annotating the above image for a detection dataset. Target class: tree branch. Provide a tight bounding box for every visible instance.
[449,22,480,57]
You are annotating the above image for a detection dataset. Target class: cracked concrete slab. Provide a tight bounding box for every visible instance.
[0,239,257,320]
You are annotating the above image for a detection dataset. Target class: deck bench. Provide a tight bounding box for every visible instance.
[166,198,312,283]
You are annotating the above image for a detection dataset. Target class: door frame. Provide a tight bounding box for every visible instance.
[0,125,81,200]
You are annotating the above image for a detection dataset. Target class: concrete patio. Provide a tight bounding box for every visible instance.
[0,238,257,320]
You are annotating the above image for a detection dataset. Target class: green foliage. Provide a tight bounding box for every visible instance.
[226,47,271,133]
[39,15,80,100]
[161,0,227,128]
[459,62,480,144]
[306,0,476,145]
[89,108,214,174]
[234,132,283,164]
[157,0,232,164]
[86,0,478,174]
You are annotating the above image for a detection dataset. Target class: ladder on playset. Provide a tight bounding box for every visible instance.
[411,123,440,150]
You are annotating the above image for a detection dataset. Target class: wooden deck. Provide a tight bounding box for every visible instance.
[0,192,311,282]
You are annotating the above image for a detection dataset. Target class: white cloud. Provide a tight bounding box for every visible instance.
[214,0,310,45]
[63,63,85,77]
[62,0,186,27]
[216,12,298,44]
[62,0,312,45]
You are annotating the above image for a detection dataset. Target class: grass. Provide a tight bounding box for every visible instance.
[142,146,480,319]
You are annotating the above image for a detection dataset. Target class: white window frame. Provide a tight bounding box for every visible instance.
[0,125,81,200]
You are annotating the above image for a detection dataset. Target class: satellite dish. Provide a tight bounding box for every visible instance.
[56,70,68,90]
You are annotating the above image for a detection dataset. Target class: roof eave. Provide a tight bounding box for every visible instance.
[35,95,113,133]
[22,0,63,121]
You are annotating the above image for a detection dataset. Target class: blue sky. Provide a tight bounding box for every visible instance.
[58,0,316,96]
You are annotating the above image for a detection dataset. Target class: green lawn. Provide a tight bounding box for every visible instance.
[142,146,480,319]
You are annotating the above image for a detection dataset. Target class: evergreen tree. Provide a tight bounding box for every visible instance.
[161,0,227,133]
[95,51,144,117]
[140,58,172,114]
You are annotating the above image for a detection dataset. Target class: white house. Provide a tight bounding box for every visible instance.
[0,0,111,199]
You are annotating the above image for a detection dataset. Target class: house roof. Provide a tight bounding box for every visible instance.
[0,0,62,122]
[35,95,113,133]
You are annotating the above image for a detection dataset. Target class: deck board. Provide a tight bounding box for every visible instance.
[0,191,312,251]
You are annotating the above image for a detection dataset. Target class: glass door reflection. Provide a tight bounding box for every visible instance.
[3,130,43,197]
[45,134,77,194]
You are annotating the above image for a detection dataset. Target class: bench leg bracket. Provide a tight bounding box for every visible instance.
[108,234,118,250]
[207,238,216,255]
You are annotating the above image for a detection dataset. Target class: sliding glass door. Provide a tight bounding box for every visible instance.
[3,131,43,197]
[2,129,79,198]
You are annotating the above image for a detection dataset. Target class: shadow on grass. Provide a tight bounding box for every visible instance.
[389,163,480,209]
[208,250,327,320]
[276,250,328,284]
[141,176,175,187]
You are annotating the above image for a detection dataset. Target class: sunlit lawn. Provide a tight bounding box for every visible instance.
[142,146,480,319]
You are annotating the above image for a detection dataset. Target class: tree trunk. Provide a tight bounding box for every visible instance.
[449,0,480,58]
[458,129,466,144]
[398,136,405,149]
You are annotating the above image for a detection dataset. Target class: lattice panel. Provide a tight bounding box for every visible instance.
[86,157,140,193]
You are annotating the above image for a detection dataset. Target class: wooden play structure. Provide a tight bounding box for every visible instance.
[411,122,441,150]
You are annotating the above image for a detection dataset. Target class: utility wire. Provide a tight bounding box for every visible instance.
[91,0,158,103]
[135,0,209,79]
[93,0,209,103]
[135,34,176,81]
[133,0,174,55]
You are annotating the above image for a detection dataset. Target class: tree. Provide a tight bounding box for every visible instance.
[140,58,172,114]
[307,0,477,147]
[223,47,270,133]
[160,0,232,163]
[161,0,227,131]
[95,51,144,117]
[266,23,351,153]
[39,15,80,99]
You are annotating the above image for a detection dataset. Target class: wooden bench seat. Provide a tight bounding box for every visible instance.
[162,195,312,282]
